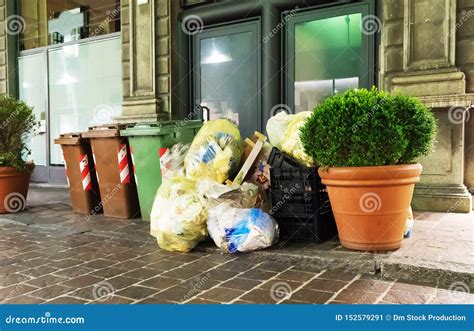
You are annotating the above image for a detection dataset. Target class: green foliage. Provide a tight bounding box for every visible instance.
[300,87,437,167]
[392,94,437,164]
[0,95,38,171]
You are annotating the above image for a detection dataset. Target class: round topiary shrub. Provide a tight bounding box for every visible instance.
[300,87,437,167]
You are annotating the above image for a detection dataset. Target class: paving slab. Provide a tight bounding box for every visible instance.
[0,187,472,304]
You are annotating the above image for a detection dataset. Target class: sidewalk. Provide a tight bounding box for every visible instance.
[0,187,472,304]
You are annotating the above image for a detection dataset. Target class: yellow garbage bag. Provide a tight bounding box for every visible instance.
[150,176,208,252]
[185,119,243,183]
[280,111,315,167]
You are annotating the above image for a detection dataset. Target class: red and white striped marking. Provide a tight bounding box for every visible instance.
[130,146,138,186]
[118,143,131,184]
[79,154,92,191]
[159,147,168,175]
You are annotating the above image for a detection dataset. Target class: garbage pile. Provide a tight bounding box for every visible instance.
[149,116,307,253]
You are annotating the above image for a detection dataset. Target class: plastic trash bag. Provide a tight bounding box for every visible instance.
[196,178,261,209]
[185,119,243,183]
[195,178,236,199]
[404,207,414,238]
[266,112,290,149]
[208,202,279,253]
[150,176,208,252]
[280,111,314,167]
[160,143,190,180]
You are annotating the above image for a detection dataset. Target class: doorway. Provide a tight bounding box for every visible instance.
[192,20,261,138]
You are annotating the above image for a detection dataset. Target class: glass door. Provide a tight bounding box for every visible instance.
[286,3,374,113]
[193,20,261,138]
[18,52,49,182]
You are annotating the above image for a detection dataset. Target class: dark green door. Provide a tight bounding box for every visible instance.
[193,20,261,138]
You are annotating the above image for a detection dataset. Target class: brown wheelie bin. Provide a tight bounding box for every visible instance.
[54,133,101,215]
[82,125,140,219]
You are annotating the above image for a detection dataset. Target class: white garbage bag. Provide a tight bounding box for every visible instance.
[266,111,290,149]
[207,202,279,253]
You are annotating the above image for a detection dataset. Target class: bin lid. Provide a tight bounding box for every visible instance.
[82,124,128,139]
[120,120,202,137]
[53,132,83,146]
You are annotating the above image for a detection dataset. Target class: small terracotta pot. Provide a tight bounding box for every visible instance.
[0,167,31,214]
[318,164,422,251]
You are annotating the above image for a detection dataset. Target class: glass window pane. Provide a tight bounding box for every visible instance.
[294,13,362,112]
[18,53,47,166]
[20,0,121,51]
[49,37,122,165]
[199,31,258,138]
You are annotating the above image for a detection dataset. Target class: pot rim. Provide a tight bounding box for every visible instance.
[318,163,422,184]
[0,166,32,176]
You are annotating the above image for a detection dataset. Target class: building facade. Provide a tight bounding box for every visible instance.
[1,0,472,212]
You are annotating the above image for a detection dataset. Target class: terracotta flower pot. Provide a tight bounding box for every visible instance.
[0,167,31,214]
[318,164,422,251]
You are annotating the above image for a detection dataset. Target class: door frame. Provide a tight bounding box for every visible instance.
[284,1,376,112]
[191,19,262,132]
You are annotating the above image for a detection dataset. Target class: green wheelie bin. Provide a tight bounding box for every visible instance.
[120,121,202,221]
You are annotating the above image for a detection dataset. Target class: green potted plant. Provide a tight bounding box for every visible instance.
[300,88,437,251]
[0,95,38,213]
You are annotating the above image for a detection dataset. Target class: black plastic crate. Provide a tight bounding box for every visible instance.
[277,213,337,243]
[268,147,337,243]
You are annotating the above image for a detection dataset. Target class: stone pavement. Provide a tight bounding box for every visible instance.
[0,187,472,304]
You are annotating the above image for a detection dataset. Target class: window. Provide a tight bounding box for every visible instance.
[19,0,121,51]
[286,3,374,113]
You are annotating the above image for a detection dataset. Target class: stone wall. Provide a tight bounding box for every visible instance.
[118,0,173,123]
[458,0,474,93]
[380,0,473,212]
